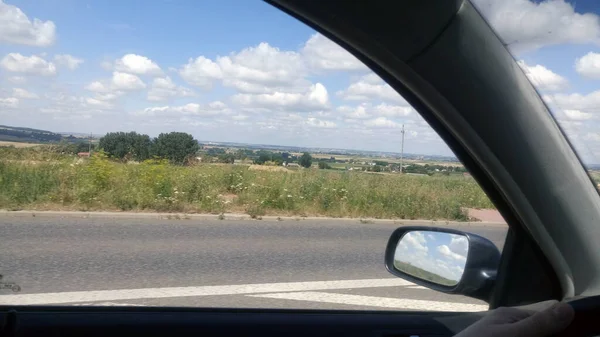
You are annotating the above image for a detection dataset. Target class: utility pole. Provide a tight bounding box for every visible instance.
[400,124,405,174]
[88,132,92,154]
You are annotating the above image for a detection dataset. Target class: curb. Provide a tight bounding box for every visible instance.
[0,210,507,227]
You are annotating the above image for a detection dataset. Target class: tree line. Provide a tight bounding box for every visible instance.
[99,132,199,165]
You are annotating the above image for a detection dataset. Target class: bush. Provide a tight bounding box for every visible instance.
[299,152,312,168]
[318,161,331,169]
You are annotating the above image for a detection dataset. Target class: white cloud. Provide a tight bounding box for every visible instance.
[517,60,568,91]
[337,105,372,119]
[585,133,600,142]
[179,56,222,89]
[0,53,56,76]
[545,90,600,113]
[85,81,110,93]
[114,54,162,76]
[232,82,329,111]
[475,0,600,53]
[0,97,18,108]
[180,42,307,93]
[338,103,413,121]
[12,88,37,99]
[400,231,428,253]
[437,245,467,262]
[306,117,336,129]
[337,73,407,103]
[147,76,195,101]
[371,103,413,117]
[54,54,84,70]
[364,117,402,128]
[219,42,307,93]
[564,109,593,120]
[133,101,229,117]
[111,71,146,90]
[449,235,469,257]
[575,52,600,79]
[0,0,56,46]
[301,33,368,72]
[85,97,112,108]
[7,76,26,84]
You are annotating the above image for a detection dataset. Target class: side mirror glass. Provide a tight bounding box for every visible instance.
[385,226,501,302]
[393,231,468,287]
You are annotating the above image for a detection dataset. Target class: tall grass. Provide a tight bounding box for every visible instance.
[0,155,494,220]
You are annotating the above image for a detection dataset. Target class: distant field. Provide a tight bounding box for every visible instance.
[0,141,42,148]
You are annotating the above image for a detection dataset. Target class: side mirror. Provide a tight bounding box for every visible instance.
[385,226,501,302]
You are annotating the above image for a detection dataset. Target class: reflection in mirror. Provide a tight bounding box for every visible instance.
[393,231,469,286]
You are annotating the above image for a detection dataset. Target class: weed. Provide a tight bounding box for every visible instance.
[0,153,495,221]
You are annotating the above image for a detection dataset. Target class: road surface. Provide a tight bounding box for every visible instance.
[0,215,507,311]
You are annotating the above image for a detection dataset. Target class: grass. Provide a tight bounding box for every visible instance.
[0,141,43,148]
[0,151,494,220]
[394,260,457,286]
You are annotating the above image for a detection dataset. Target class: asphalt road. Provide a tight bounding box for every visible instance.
[0,215,507,311]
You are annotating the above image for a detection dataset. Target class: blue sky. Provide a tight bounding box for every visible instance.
[2,0,600,161]
[394,231,469,282]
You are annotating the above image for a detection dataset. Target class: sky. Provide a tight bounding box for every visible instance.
[2,0,600,160]
[394,231,469,282]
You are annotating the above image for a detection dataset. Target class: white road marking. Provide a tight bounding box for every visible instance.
[249,291,488,312]
[71,302,148,307]
[0,278,417,305]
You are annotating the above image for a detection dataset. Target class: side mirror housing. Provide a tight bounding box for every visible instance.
[385,226,501,302]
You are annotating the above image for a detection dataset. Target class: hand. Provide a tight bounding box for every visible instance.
[455,302,575,337]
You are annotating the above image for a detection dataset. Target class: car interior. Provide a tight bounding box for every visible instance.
[2,0,600,336]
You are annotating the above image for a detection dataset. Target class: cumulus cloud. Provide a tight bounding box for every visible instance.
[301,33,368,72]
[114,54,162,76]
[7,76,26,84]
[337,73,407,103]
[474,0,600,54]
[147,76,195,101]
[0,53,56,76]
[232,83,329,111]
[564,109,593,121]
[364,117,402,128]
[12,88,38,99]
[85,81,110,93]
[400,231,428,253]
[545,90,600,113]
[575,52,600,79]
[0,97,18,108]
[54,54,84,70]
[133,101,229,117]
[0,0,56,46]
[306,117,336,129]
[180,42,307,93]
[178,56,222,89]
[111,71,146,90]
[449,235,468,255]
[517,60,568,91]
[437,245,466,262]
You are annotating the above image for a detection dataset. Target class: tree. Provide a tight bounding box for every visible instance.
[299,152,313,168]
[318,161,331,169]
[152,132,199,164]
[373,165,382,172]
[218,153,235,164]
[99,132,151,161]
